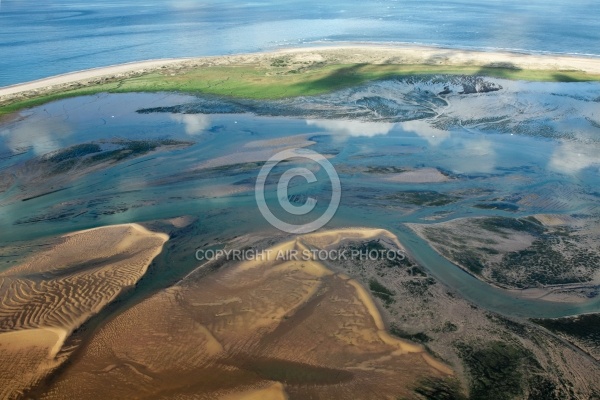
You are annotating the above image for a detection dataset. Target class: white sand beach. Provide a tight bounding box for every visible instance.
[2,44,600,100]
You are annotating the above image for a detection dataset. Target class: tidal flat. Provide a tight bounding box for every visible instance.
[1,46,600,399]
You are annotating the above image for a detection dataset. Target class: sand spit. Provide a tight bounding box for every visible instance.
[0,59,188,98]
[41,228,452,400]
[2,44,600,103]
[0,223,168,399]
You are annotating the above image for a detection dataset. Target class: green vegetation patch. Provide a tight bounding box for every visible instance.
[474,216,545,236]
[455,341,558,400]
[346,239,413,268]
[422,216,600,288]
[493,234,600,287]
[402,277,437,296]
[4,62,600,116]
[532,313,600,345]
[369,278,396,304]
[390,323,432,343]
[448,249,485,275]
[411,377,466,400]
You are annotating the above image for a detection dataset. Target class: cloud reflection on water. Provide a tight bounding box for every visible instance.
[170,114,211,135]
[398,120,451,146]
[549,141,600,175]
[306,119,395,137]
[453,138,497,174]
[0,117,72,155]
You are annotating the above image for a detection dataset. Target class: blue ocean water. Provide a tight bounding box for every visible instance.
[0,0,599,86]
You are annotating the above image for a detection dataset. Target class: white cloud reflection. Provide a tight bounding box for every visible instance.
[170,114,210,135]
[399,120,450,146]
[0,118,72,155]
[306,119,395,137]
[549,141,600,174]
[444,138,497,174]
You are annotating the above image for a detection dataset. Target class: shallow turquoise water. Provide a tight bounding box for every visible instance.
[1,77,599,318]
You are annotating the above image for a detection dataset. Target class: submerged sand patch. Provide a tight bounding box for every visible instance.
[382,168,451,183]
[193,134,316,170]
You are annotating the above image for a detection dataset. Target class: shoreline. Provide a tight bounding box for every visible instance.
[0,58,192,95]
[4,42,600,92]
[2,43,600,101]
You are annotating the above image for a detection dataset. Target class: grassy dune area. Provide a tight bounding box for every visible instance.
[2,61,600,117]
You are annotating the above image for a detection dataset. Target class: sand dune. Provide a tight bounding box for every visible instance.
[0,224,168,399]
[42,228,452,400]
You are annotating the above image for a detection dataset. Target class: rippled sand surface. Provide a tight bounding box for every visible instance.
[0,224,168,399]
[40,228,451,400]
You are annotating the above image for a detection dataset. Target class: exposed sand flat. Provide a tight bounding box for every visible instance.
[0,223,168,399]
[219,383,288,400]
[300,226,406,250]
[165,215,196,228]
[0,328,68,358]
[533,213,578,227]
[2,44,600,102]
[41,228,452,400]
[0,329,66,400]
[292,44,600,73]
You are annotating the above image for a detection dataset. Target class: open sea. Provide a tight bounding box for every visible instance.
[1,0,599,86]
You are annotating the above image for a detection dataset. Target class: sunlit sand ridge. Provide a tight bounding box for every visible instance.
[0,224,168,399]
[41,227,452,400]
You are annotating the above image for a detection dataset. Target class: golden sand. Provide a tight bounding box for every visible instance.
[0,223,168,399]
[219,383,288,400]
[41,227,452,399]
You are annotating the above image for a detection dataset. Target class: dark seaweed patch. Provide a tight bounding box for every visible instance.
[369,278,395,304]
